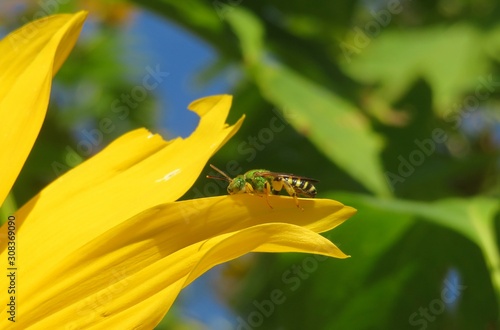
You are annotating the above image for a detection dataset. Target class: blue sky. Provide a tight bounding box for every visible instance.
[128,9,234,139]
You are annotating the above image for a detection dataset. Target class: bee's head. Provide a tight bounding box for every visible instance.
[207,164,246,195]
[227,176,246,194]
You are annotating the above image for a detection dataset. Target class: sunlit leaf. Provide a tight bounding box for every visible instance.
[341,24,490,114]
[225,8,391,197]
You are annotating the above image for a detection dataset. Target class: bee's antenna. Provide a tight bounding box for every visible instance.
[207,164,232,182]
[206,175,230,182]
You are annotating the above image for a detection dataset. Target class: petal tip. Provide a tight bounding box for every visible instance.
[344,205,358,216]
[188,95,233,117]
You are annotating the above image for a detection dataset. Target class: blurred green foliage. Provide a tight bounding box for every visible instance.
[3,0,500,329]
[142,1,499,329]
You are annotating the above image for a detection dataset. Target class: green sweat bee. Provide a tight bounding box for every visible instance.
[207,164,318,209]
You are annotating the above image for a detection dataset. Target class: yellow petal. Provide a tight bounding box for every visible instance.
[0,11,87,205]
[0,94,244,328]
[12,195,354,329]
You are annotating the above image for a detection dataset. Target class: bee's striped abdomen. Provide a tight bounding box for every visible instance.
[282,177,317,198]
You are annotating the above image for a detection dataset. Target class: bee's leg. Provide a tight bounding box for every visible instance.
[272,178,303,210]
[245,181,273,209]
[245,182,255,194]
[263,181,274,209]
[281,180,303,210]
[271,178,284,194]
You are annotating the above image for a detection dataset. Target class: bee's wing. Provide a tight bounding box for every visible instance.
[255,171,319,183]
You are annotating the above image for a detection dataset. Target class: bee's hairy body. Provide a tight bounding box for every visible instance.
[227,169,269,195]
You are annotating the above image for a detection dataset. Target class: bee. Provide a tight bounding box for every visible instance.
[207,164,318,210]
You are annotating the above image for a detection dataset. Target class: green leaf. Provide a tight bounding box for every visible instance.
[225,8,263,63]
[226,8,391,196]
[350,194,500,307]
[342,24,490,114]
[331,192,499,328]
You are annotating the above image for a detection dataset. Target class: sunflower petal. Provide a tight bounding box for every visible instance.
[0,11,87,206]
[0,94,244,328]
[12,195,354,328]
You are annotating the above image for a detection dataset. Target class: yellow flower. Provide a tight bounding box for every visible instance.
[0,12,356,329]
